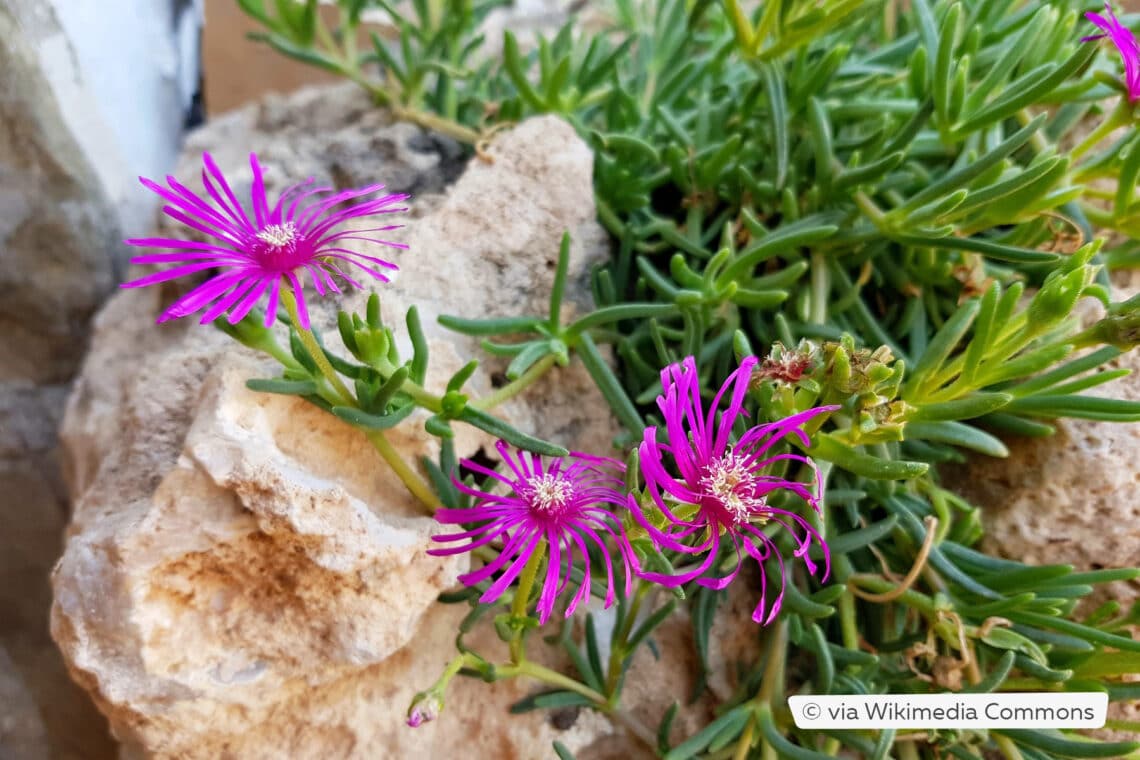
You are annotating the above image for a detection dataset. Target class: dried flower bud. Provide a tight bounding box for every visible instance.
[751,340,819,388]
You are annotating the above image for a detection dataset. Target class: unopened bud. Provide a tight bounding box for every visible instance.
[406,692,443,728]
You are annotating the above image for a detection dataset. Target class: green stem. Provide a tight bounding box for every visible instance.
[839,589,860,651]
[312,22,480,147]
[758,620,787,704]
[390,100,482,145]
[509,541,547,663]
[604,580,650,698]
[853,190,888,227]
[755,620,787,760]
[396,377,444,412]
[366,431,442,513]
[313,10,339,54]
[733,721,755,760]
[1072,104,1128,162]
[723,0,755,50]
[368,357,443,411]
[596,197,628,238]
[1016,108,1049,154]
[472,355,558,411]
[997,678,1062,691]
[897,741,920,760]
[508,661,657,750]
[245,329,300,371]
[511,660,604,702]
[338,65,481,144]
[809,252,829,325]
[436,652,472,687]
[995,734,1025,760]
[280,285,355,406]
[833,554,860,651]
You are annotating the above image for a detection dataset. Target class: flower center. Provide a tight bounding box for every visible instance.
[252,222,309,272]
[701,454,765,524]
[256,222,297,248]
[526,474,574,515]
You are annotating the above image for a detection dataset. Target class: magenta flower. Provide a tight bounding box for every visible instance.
[429,441,636,624]
[630,356,836,625]
[1084,3,1140,102]
[122,152,408,327]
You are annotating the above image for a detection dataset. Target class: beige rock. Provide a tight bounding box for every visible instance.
[0,5,185,753]
[52,93,637,758]
[954,277,1140,612]
[952,274,1140,741]
[0,4,119,385]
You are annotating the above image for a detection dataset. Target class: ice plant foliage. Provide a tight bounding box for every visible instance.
[169,1,1140,756]
[429,441,636,624]
[632,357,836,625]
[1084,2,1140,101]
[122,152,408,327]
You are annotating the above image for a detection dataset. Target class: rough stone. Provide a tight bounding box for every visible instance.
[953,274,1140,612]
[52,86,637,758]
[0,6,135,757]
[0,4,121,384]
[179,81,466,208]
[951,273,1140,742]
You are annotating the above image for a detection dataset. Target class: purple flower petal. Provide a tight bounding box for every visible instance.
[432,444,635,625]
[628,355,834,626]
[1085,3,1140,102]
[125,151,408,325]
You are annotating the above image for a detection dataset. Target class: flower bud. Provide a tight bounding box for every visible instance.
[406,692,443,728]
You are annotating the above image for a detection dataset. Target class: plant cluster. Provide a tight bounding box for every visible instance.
[126,0,1140,757]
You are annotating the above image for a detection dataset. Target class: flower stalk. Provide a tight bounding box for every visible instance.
[280,286,355,405]
[366,431,442,513]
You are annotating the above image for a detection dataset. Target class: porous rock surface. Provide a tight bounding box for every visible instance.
[51,84,633,758]
[954,273,1140,612]
[952,272,1140,741]
[1,4,128,757]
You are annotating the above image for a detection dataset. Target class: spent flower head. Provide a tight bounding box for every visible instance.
[1084,2,1140,101]
[122,152,408,327]
[751,340,819,387]
[631,356,836,625]
[429,441,636,624]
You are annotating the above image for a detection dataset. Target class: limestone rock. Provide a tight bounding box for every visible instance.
[178,81,465,207]
[950,277,1140,743]
[953,277,1140,612]
[0,4,120,385]
[52,87,631,758]
[0,6,138,756]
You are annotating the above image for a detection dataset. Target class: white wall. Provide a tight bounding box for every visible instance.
[35,0,202,237]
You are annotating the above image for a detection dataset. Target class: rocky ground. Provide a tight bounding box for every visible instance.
[2,3,128,758]
[6,4,1140,757]
[47,82,717,758]
[42,78,1140,759]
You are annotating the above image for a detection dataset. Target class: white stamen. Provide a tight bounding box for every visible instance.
[702,455,764,523]
[256,222,297,248]
[528,474,573,513]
